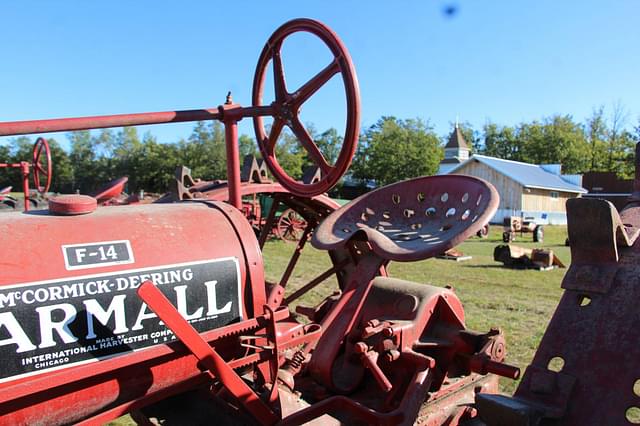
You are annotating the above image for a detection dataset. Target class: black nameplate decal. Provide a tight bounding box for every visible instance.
[62,240,134,270]
[0,258,242,383]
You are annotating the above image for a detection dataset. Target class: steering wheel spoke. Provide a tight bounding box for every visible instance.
[292,58,340,107]
[267,118,286,153]
[271,46,288,102]
[289,117,331,174]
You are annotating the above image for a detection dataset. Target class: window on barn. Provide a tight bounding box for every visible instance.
[550,191,559,200]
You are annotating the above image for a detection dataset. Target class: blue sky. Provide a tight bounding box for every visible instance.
[0,1,638,151]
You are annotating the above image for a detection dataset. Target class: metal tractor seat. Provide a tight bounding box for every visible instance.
[91,176,129,203]
[313,174,499,261]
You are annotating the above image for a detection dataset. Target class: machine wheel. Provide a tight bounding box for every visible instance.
[252,18,360,197]
[476,224,489,238]
[32,137,52,194]
[533,225,544,243]
[275,208,307,242]
[0,199,16,210]
[502,231,512,243]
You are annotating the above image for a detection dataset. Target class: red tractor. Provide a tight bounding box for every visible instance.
[502,216,544,243]
[0,18,636,426]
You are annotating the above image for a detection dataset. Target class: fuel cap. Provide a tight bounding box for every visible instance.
[49,195,97,216]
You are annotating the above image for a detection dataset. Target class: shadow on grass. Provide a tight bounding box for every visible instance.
[461,264,505,269]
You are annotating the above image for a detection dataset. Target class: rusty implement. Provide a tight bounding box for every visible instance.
[164,162,316,243]
[436,248,473,262]
[0,137,52,211]
[493,244,565,270]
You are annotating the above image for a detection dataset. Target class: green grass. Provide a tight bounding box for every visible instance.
[2,192,25,199]
[108,225,569,424]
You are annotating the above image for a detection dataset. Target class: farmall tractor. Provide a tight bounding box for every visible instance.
[0,19,638,426]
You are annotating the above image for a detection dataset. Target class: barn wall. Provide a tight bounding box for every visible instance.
[452,161,583,224]
[521,188,575,213]
[453,160,523,212]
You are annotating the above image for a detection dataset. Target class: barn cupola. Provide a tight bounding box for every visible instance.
[444,122,469,162]
[437,121,470,175]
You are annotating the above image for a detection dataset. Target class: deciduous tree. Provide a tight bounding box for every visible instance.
[353,117,442,186]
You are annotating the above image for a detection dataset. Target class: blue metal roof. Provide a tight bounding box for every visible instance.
[449,155,587,193]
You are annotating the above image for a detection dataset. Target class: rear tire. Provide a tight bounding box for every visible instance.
[533,225,544,243]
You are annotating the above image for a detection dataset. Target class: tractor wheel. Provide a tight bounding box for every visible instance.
[502,231,512,243]
[476,224,489,238]
[275,208,307,242]
[533,225,544,243]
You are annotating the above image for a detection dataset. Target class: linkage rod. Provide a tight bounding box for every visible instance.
[0,105,274,136]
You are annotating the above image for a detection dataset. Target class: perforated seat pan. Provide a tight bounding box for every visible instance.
[312,175,499,262]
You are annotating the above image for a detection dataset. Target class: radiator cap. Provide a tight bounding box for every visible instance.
[49,195,97,216]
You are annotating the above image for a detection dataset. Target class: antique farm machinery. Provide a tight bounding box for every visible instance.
[0,17,636,426]
[0,186,16,209]
[161,161,313,242]
[502,215,544,243]
[0,137,52,211]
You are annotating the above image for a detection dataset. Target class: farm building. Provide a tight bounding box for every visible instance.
[444,155,587,224]
[582,171,633,211]
[437,124,469,175]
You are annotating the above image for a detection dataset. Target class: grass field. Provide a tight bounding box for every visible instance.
[108,225,569,424]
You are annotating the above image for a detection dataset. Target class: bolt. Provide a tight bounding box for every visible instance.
[354,342,368,354]
[382,327,394,337]
[381,338,396,352]
[366,319,380,328]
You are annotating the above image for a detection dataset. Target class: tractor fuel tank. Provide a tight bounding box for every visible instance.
[0,198,266,424]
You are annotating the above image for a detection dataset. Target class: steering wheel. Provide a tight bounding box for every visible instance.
[32,137,52,194]
[312,175,499,262]
[252,18,360,197]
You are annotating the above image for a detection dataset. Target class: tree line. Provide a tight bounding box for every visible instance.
[0,122,343,194]
[464,104,638,178]
[0,106,638,195]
